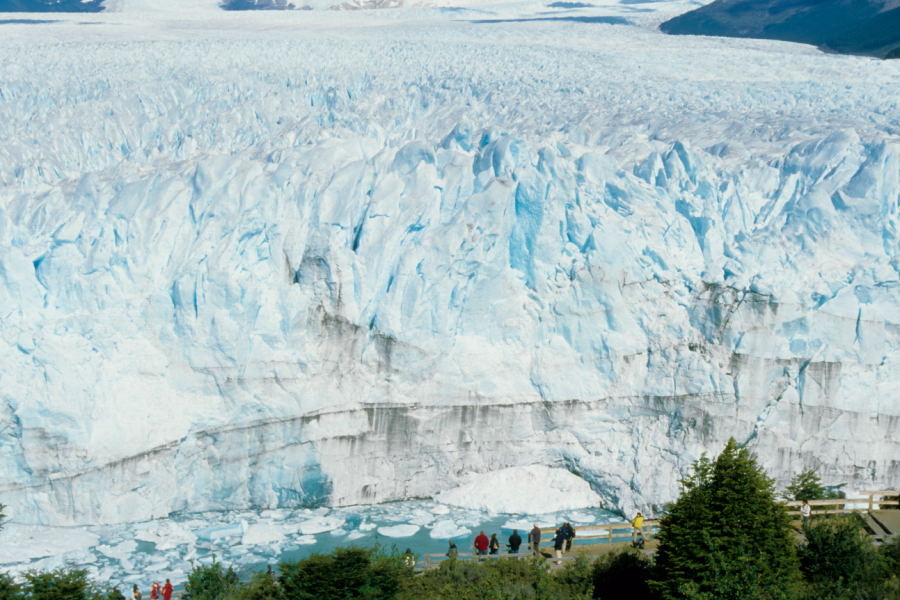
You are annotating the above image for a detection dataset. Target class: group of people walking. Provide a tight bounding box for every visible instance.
[130,579,174,600]
[445,523,578,562]
[441,513,652,564]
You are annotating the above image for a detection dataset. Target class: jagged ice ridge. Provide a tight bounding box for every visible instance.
[0,6,898,527]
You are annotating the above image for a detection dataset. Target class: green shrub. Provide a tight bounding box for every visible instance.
[279,547,408,600]
[554,554,594,599]
[590,549,657,600]
[880,535,900,569]
[20,567,113,600]
[225,572,284,600]
[652,438,802,600]
[185,559,240,600]
[0,571,23,600]
[800,516,896,600]
[397,556,589,600]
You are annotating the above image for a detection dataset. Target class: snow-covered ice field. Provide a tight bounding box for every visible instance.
[0,0,898,585]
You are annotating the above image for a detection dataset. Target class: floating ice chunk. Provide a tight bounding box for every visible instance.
[134,520,196,550]
[346,531,367,541]
[436,466,601,514]
[330,528,348,536]
[0,524,100,562]
[431,504,451,515]
[242,523,287,545]
[408,509,435,527]
[195,522,243,541]
[501,519,535,531]
[358,521,377,532]
[96,539,138,561]
[296,535,317,545]
[377,524,420,538]
[297,516,344,535]
[428,519,471,539]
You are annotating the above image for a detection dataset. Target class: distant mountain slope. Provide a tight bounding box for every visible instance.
[660,0,900,58]
[0,0,104,10]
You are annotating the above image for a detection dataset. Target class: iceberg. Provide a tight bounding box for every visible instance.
[376,524,420,538]
[428,519,471,540]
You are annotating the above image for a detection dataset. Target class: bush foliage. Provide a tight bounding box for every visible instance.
[397,555,589,600]
[800,515,895,600]
[185,559,240,600]
[279,546,408,600]
[590,549,656,600]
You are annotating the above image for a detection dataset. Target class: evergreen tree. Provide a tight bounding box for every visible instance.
[21,567,104,600]
[651,438,802,600]
[184,559,240,600]
[0,571,23,600]
[785,469,827,501]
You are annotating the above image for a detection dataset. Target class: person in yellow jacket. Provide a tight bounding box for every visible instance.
[631,512,645,547]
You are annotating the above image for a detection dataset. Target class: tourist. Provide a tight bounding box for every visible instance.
[553,527,567,565]
[474,530,489,555]
[562,522,576,552]
[402,548,416,567]
[529,524,542,556]
[508,529,522,553]
[446,539,458,558]
[631,511,645,547]
[132,584,142,600]
[489,533,500,554]
[150,581,160,599]
[162,579,174,600]
[800,500,812,523]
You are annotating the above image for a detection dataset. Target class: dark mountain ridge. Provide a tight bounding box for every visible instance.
[660,0,900,58]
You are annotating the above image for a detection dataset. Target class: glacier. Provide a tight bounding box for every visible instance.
[0,0,897,549]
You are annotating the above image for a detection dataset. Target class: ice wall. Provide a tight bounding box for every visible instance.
[0,21,897,525]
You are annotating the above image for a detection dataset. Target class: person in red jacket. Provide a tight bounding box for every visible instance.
[150,582,160,599]
[473,531,489,555]
[162,579,174,600]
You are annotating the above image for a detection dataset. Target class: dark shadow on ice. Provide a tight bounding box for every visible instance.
[469,15,631,25]
[547,1,595,8]
[220,0,311,9]
[0,0,104,11]
[439,6,495,14]
[0,18,60,23]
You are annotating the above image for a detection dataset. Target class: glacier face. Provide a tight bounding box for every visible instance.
[0,3,898,526]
